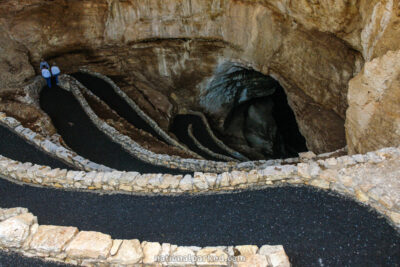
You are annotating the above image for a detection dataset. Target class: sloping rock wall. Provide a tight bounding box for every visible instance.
[346,49,400,154]
[0,0,399,154]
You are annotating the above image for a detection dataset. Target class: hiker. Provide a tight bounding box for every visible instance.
[51,62,61,85]
[41,66,52,88]
[39,58,50,70]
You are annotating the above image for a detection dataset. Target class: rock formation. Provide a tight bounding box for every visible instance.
[0,0,399,155]
[346,50,400,154]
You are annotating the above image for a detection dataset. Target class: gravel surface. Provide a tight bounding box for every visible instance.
[40,85,187,175]
[0,125,73,170]
[71,72,163,141]
[0,250,71,267]
[0,178,398,266]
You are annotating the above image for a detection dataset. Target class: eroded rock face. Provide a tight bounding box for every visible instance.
[0,28,34,88]
[346,49,400,154]
[0,0,399,154]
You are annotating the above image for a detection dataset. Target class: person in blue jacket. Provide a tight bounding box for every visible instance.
[51,62,61,85]
[39,58,50,70]
[41,66,52,88]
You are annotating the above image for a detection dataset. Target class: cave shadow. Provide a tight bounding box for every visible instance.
[221,69,307,159]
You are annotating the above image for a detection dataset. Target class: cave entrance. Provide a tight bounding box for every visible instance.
[202,64,307,160]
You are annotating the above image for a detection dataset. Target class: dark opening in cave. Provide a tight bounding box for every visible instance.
[271,83,308,156]
[204,64,307,159]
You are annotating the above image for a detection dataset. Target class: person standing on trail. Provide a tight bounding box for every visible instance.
[51,62,61,85]
[39,58,50,70]
[41,66,52,88]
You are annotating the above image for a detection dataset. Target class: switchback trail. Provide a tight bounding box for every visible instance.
[40,85,187,175]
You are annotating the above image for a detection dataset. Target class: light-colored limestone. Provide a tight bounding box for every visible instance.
[0,207,28,221]
[109,239,143,264]
[237,254,269,267]
[65,231,112,259]
[179,174,193,191]
[29,225,78,254]
[0,213,37,248]
[196,247,228,266]
[109,239,123,256]
[299,151,316,161]
[235,245,258,257]
[355,190,369,203]
[259,245,291,267]
[310,179,330,190]
[347,50,400,154]
[142,241,161,264]
[230,171,247,186]
[193,172,209,190]
[169,246,196,266]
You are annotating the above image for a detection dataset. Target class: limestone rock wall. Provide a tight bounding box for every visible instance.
[0,0,399,154]
[0,28,34,89]
[346,49,400,154]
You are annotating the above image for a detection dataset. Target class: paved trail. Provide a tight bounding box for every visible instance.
[0,178,398,266]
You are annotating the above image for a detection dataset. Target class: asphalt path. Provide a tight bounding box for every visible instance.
[0,250,72,267]
[1,79,399,267]
[0,125,73,170]
[39,85,187,175]
[0,178,398,267]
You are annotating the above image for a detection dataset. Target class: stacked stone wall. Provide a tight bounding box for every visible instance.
[61,74,299,173]
[0,208,290,266]
[0,145,399,228]
[0,113,113,172]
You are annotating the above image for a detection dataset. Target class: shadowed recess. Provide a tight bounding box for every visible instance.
[0,178,398,267]
[185,114,234,158]
[202,63,308,159]
[171,114,222,161]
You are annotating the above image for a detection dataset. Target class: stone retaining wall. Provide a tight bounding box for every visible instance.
[79,68,249,162]
[186,111,250,161]
[61,74,297,173]
[77,74,203,160]
[0,208,290,266]
[7,74,302,173]
[188,124,237,162]
[78,68,201,159]
[22,76,46,108]
[0,145,399,229]
[0,112,113,172]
